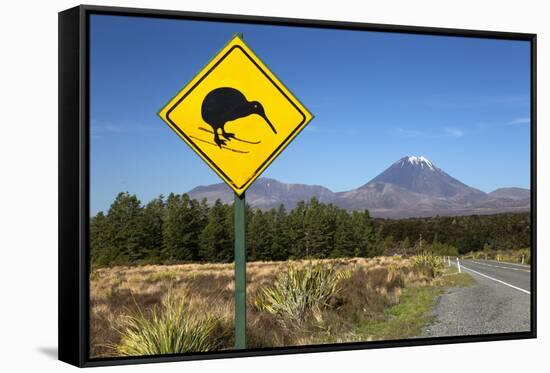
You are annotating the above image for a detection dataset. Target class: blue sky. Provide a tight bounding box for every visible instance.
[90,14,531,215]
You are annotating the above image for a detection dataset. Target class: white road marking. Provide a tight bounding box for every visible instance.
[468,260,531,273]
[459,264,530,295]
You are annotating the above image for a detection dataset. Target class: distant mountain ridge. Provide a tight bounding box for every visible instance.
[488,187,530,200]
[189,178,335,211]
[188,156,530,218]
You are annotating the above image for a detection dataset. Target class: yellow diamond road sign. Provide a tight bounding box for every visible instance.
[158,35,314,195]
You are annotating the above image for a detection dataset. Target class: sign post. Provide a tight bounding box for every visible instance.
[234,192,246,348]
[233,34,247,349]
[158,34,313,350]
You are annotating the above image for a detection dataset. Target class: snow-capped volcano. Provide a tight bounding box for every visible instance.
[188,155,530,218]
[364,155,485,200]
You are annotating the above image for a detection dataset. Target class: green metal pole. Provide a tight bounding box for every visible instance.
[234,192,246,349]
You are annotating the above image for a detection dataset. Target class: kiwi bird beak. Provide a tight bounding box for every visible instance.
[262,114,277,134]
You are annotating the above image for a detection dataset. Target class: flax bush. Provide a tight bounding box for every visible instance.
[411,252,443,278]
[116,293,221,355]
[254,262,351,325]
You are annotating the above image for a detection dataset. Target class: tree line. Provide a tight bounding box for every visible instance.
[90,192,382,266]
[374,212,530,255]
[90,192,530,267]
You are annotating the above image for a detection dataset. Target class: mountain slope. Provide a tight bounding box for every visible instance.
[188,178,335,211]
[489,187,530,200]
[186,156,530,218]
[367,156,486,202]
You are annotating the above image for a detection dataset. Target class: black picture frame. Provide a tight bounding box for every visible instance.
[58,4,537,368]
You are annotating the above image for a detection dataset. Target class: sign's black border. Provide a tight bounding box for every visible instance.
[164,44,307,192]
[58,4,537,368]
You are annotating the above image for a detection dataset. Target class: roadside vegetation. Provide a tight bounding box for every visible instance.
[355,265,473,341]
[463,246,531,264]
[90,256,473,357]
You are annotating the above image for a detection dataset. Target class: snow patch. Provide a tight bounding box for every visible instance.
[406,156,435,171]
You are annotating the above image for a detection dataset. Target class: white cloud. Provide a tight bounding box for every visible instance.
[393,127,463,138]
[90,120,161,138]
[508,117,530,125]
[304,124,358,135]
[393,127,426,137]
[445,128,463,137]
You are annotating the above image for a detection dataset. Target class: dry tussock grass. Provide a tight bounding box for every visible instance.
[90,256,431,357]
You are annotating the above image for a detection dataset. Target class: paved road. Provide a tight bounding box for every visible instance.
[423,259,531,337]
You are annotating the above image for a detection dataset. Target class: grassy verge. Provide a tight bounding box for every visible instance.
[355,267,474,341]
[90,258,475,356]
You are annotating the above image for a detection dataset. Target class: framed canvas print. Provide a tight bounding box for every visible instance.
[58,4,536,367]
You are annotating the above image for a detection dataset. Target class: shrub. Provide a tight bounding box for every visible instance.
[430,241,459,257]
[518,248,531,264]
[469,248,531,264]
[386,264,405,290]
[254,262,351,325]
[411,252,442,278]
[116,292,221,355]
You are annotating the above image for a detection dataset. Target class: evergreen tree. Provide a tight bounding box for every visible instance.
[349,211,378,257]
[332,209,355,258]
[382,235,395,255]
[247,209,274,261]
[198,198,210,227]
[105,192,146,262]
[90,211,111,266]
[141,196,165,262]
[303,198,332,258]
[221,202,234,261]
[271,205,290,260]
[401,237,411,253]
[287,201,306,258]
[199,199,232,262]
[245,203,256,261]
[162,193,203,261]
